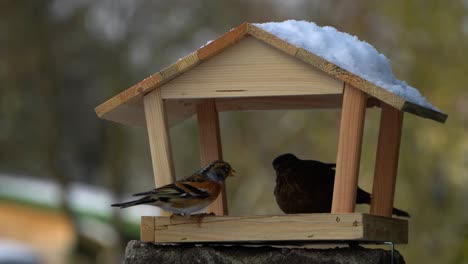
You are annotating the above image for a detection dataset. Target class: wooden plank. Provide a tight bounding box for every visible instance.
[95,95,378,128]
[144,213,407,244]
[165,99,203,127]
[141,216,155,242]
[95,72,162,123]
[160,52,201,82]
[167,95,378,127]
[95,52,200,125]
[216,95,378,111]
[197,23,248,60]
[196,100,227,216]
[402,101,447,123]
[161,37,344,99]
[143,89,176,217]
[176,52,200,72]
[216,94,342,111]
[370,103,403,217]
[97,95,146,126]
[363,214,408,243]
[332,84,367,213]
[247,24,299,56]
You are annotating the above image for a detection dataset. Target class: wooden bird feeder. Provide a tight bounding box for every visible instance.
[96,23,447,244]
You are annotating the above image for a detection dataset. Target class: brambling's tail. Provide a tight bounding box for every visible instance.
[111,196,156,208]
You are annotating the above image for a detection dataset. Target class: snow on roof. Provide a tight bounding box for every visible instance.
[254,20,436,110]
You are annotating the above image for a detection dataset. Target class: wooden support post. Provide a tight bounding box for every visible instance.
[143,88,176,216]
[332,84,367,213]
[196,99,227,216]
[370,103,403,217]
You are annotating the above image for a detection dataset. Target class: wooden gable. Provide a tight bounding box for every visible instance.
[160,37,343,99]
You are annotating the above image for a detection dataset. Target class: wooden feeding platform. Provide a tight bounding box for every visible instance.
[141,213,408,244]
[96,22,447,245]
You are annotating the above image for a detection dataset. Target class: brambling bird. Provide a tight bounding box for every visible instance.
[111,160,235,215]
[273,153,409,217]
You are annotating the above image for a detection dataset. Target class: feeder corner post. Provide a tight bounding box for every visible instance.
[196,99,227,216]
[370,102,404,217]
[143,88,176,216]
[332,83,367,213]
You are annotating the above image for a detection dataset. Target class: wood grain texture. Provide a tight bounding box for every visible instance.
[95,95,379,128]
[216,94,344,111]
[197,23,248,60]
[141,216,155,242]
[142,213,407,244]
[161,37,344,99]
[165,99,204,127]
[143,89,176,216]
[95,72,162,124]
[196,100,227,216]
[95,52,200,125]
[363,214,408,243]
[97,96,146,126]
[247,24,299,56]
[370,103,403,217]
[402,101,447,123]
[332,84,367,213]
[100,95,379,127]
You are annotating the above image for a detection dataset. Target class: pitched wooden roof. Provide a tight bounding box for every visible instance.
[95,22,447,124]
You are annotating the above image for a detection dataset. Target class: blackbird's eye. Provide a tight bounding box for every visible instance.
[223,165,230,172]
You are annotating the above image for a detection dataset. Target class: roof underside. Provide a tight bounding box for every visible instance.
[95,22,447,124]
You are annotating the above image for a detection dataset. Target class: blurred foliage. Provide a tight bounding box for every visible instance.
[0,0,467,263]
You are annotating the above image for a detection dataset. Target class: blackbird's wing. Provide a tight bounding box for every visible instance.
[300,160,372,205]
[297,159,336,187]
[276,159,336,213]
[356,187,371,204]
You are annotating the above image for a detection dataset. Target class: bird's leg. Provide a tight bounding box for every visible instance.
[169,213,184,224]
[192,212,216,227]
[169,214,176,224]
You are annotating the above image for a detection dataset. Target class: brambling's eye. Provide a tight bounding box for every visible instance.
[223,165,230,172]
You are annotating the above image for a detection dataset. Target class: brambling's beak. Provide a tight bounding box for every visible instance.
[229,169,236,177]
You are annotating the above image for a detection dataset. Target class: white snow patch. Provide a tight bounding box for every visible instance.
[0,174,160,223]
[0,240,40,263]
[254,20,436,110]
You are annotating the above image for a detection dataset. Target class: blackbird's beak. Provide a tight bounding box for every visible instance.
[228,169,236,177]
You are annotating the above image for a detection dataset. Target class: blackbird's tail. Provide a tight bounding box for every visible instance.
[392,207,410,217]
[356,188,371,204]
[356,188,410,217]
[111,196,156,208]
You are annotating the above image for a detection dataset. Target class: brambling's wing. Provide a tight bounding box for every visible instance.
[132,184,181,197]
[132,181,215,200]
[176,180,221,198]
[180,172,206,182]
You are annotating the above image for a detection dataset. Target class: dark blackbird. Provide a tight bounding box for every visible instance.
[273,153,409,217]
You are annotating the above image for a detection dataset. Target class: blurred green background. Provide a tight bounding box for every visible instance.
[0,0,466,263]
